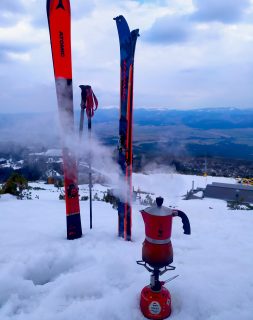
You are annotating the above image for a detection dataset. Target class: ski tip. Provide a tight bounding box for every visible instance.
[56,0,65,10]
[113,15,124,22]
[79,85,91,89]
[132,29,140,37]
[46,0,51,19]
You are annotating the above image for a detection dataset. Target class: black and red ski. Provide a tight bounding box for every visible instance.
[47,0,82,240]
[114,15,139,240]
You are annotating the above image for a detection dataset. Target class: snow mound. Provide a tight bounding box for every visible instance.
[0,173,252,320]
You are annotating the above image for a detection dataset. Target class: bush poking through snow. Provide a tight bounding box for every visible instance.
[140,194,156,206]
[59,193,65,200]
[102,189,118,210]
[0,172,31,199]
[227,200,253,210]
[17,189,32,200]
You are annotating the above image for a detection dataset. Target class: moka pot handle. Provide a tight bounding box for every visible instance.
[173,210,191,235]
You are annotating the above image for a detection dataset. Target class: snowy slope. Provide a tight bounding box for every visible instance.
[0,173,253,320]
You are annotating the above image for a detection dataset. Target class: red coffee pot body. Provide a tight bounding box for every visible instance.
[141,198,174,268]
[141,197,191,268]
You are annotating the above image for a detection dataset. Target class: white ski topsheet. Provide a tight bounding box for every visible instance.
[0,173,252,320]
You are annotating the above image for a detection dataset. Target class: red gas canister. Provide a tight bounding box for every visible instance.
[140,284,171,320]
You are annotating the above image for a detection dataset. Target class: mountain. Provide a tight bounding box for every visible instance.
[1,107,253,161]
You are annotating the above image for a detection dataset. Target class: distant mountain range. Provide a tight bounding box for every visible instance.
[2,107,253,128]
[91,107,253,129]
[1,107,253,161]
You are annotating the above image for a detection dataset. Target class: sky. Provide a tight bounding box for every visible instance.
[1,0,253,113]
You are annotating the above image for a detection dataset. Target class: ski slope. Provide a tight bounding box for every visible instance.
[0,173,253,320]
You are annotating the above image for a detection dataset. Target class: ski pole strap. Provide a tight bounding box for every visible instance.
[79,85,98,118]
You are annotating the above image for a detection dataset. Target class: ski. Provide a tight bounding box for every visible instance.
[114,15,139,240]
[47,0,82,240]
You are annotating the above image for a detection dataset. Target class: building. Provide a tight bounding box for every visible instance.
[204,182,253,203]
[45,169,63,186]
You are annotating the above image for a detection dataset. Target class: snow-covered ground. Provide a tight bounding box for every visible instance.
[0,173,253,320]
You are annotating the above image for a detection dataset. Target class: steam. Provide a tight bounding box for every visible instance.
[143,162,176,174]
[0,113,60,151]
[77,133,130,203]
[49,85,129,202]
[0,93,130,204]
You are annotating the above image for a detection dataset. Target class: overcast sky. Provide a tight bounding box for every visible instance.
[1,0,253,113]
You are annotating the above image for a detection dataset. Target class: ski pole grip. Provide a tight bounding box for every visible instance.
[173,210,191,235]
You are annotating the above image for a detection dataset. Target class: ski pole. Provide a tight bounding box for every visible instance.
[79,108,85,139]
[79,85,98,229]
[88,116,92,229]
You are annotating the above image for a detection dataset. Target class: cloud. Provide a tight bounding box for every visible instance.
[0,43,32,53]
[192,0,251,23]
[30,0,96,29]
[0,16,18,28]
[143,15,193,44]
[0,51,9,63]
[139,0,253,48]
[0,0,26,27]
[71,0,95,20]
[0,0,253,113]
[0,43,32,63]
[0,0,25,12]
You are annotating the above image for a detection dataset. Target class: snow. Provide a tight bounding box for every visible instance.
[0,159,24,170]
[29,149,62,157]
[44,149,62,157]
[0,173,253,320]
